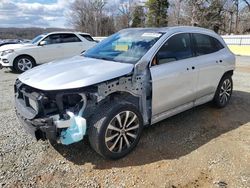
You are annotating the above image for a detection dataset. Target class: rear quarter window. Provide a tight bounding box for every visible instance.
[211,37,225,51]
[80,34,95,42]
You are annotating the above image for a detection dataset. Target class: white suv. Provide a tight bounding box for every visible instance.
[0,32,97,72]
[15,27,235,159]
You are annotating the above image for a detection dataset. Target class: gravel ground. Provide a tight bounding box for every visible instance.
[0,56,249,188]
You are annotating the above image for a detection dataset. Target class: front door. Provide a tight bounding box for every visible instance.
[38,34,64,64]
[150,33,198,120]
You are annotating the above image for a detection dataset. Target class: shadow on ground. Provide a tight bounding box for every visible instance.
[51,90,250,169]
[3,69,19,75]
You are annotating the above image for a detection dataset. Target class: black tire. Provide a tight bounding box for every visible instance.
[14,55,35,73]
[88,100,143,159]
[213,74,233,108]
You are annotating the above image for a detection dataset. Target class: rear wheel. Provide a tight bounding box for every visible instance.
[88,101,143,159]
[213,74,233,108]
[14,56,35,73]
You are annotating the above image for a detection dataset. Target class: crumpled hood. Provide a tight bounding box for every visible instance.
[0,43,33,51]
[18,56,134,90]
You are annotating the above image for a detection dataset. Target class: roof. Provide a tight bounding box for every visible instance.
[120,26,216,35]
[46,31,91,36]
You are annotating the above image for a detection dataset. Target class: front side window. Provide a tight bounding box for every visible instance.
[84,30,163,64]
[156,33,192,65]
[42,34,61,45]
[193,33,223,56]
[61,34,81,43]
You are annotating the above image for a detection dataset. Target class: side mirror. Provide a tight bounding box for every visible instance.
[39,41,48,46]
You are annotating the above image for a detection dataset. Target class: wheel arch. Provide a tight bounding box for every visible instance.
[13,54,37,65]
[105,91,140,110]
[215,70,234,94]
[222,70,234,78]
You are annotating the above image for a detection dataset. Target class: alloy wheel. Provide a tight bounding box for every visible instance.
[17,58,33,71]
[219,79,232,105]
[105,111,140,153]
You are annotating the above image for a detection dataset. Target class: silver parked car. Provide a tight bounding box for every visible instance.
[15,26,235,159]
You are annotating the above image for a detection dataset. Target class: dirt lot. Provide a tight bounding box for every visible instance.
[0,56,249,188]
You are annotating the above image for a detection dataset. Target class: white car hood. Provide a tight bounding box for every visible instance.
[0,43,33,51]
[18,56,134,91]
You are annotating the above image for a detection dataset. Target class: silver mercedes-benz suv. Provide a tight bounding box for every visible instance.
[15,26,235,159]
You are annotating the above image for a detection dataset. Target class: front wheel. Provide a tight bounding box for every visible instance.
[14,56,35,73]
[88,101,143,159]
[213,75,233,108]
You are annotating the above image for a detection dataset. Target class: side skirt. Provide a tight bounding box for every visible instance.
[150,93,214,125]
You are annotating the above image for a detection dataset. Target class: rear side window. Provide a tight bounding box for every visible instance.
[60,34,81,43]
[80,34,94,41]
[157,33,192,64]
[193,33,224,56]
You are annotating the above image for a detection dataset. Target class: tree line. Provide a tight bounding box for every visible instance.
[0,27,70,40]
[68,0,250,36]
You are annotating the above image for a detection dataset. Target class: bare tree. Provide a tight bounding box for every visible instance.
[90,0,106,36]
[118,0,134,27]
[243,0,250,10]
[68,0,107,36]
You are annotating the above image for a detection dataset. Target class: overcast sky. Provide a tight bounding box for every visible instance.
[0,0,124,28]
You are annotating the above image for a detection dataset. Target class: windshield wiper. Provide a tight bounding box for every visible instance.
[84,55,120,62]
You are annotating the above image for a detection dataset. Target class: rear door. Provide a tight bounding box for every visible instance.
[60,33,83,58]
[79,34,97,51]
[191,33,226,104]
[150,33,199,119]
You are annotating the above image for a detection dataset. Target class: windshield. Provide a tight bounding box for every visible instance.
[31,34,45,44]
[84,30,163,64]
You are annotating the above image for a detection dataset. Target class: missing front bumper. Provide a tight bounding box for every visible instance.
[16,111,57,141]
[16,110,87,145]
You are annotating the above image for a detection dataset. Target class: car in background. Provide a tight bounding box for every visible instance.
[0,32,97,72]
[0,39,20,47]
[0,39,31,47]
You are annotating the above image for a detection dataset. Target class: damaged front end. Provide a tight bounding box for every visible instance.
[14,79,89,145]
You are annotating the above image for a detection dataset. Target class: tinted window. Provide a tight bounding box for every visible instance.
[212,37,224,51]
[193,33,223,56]
[43,34,61,44]
[60,34,81,43]
[157,33,192,64]
[80,34,94,41]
